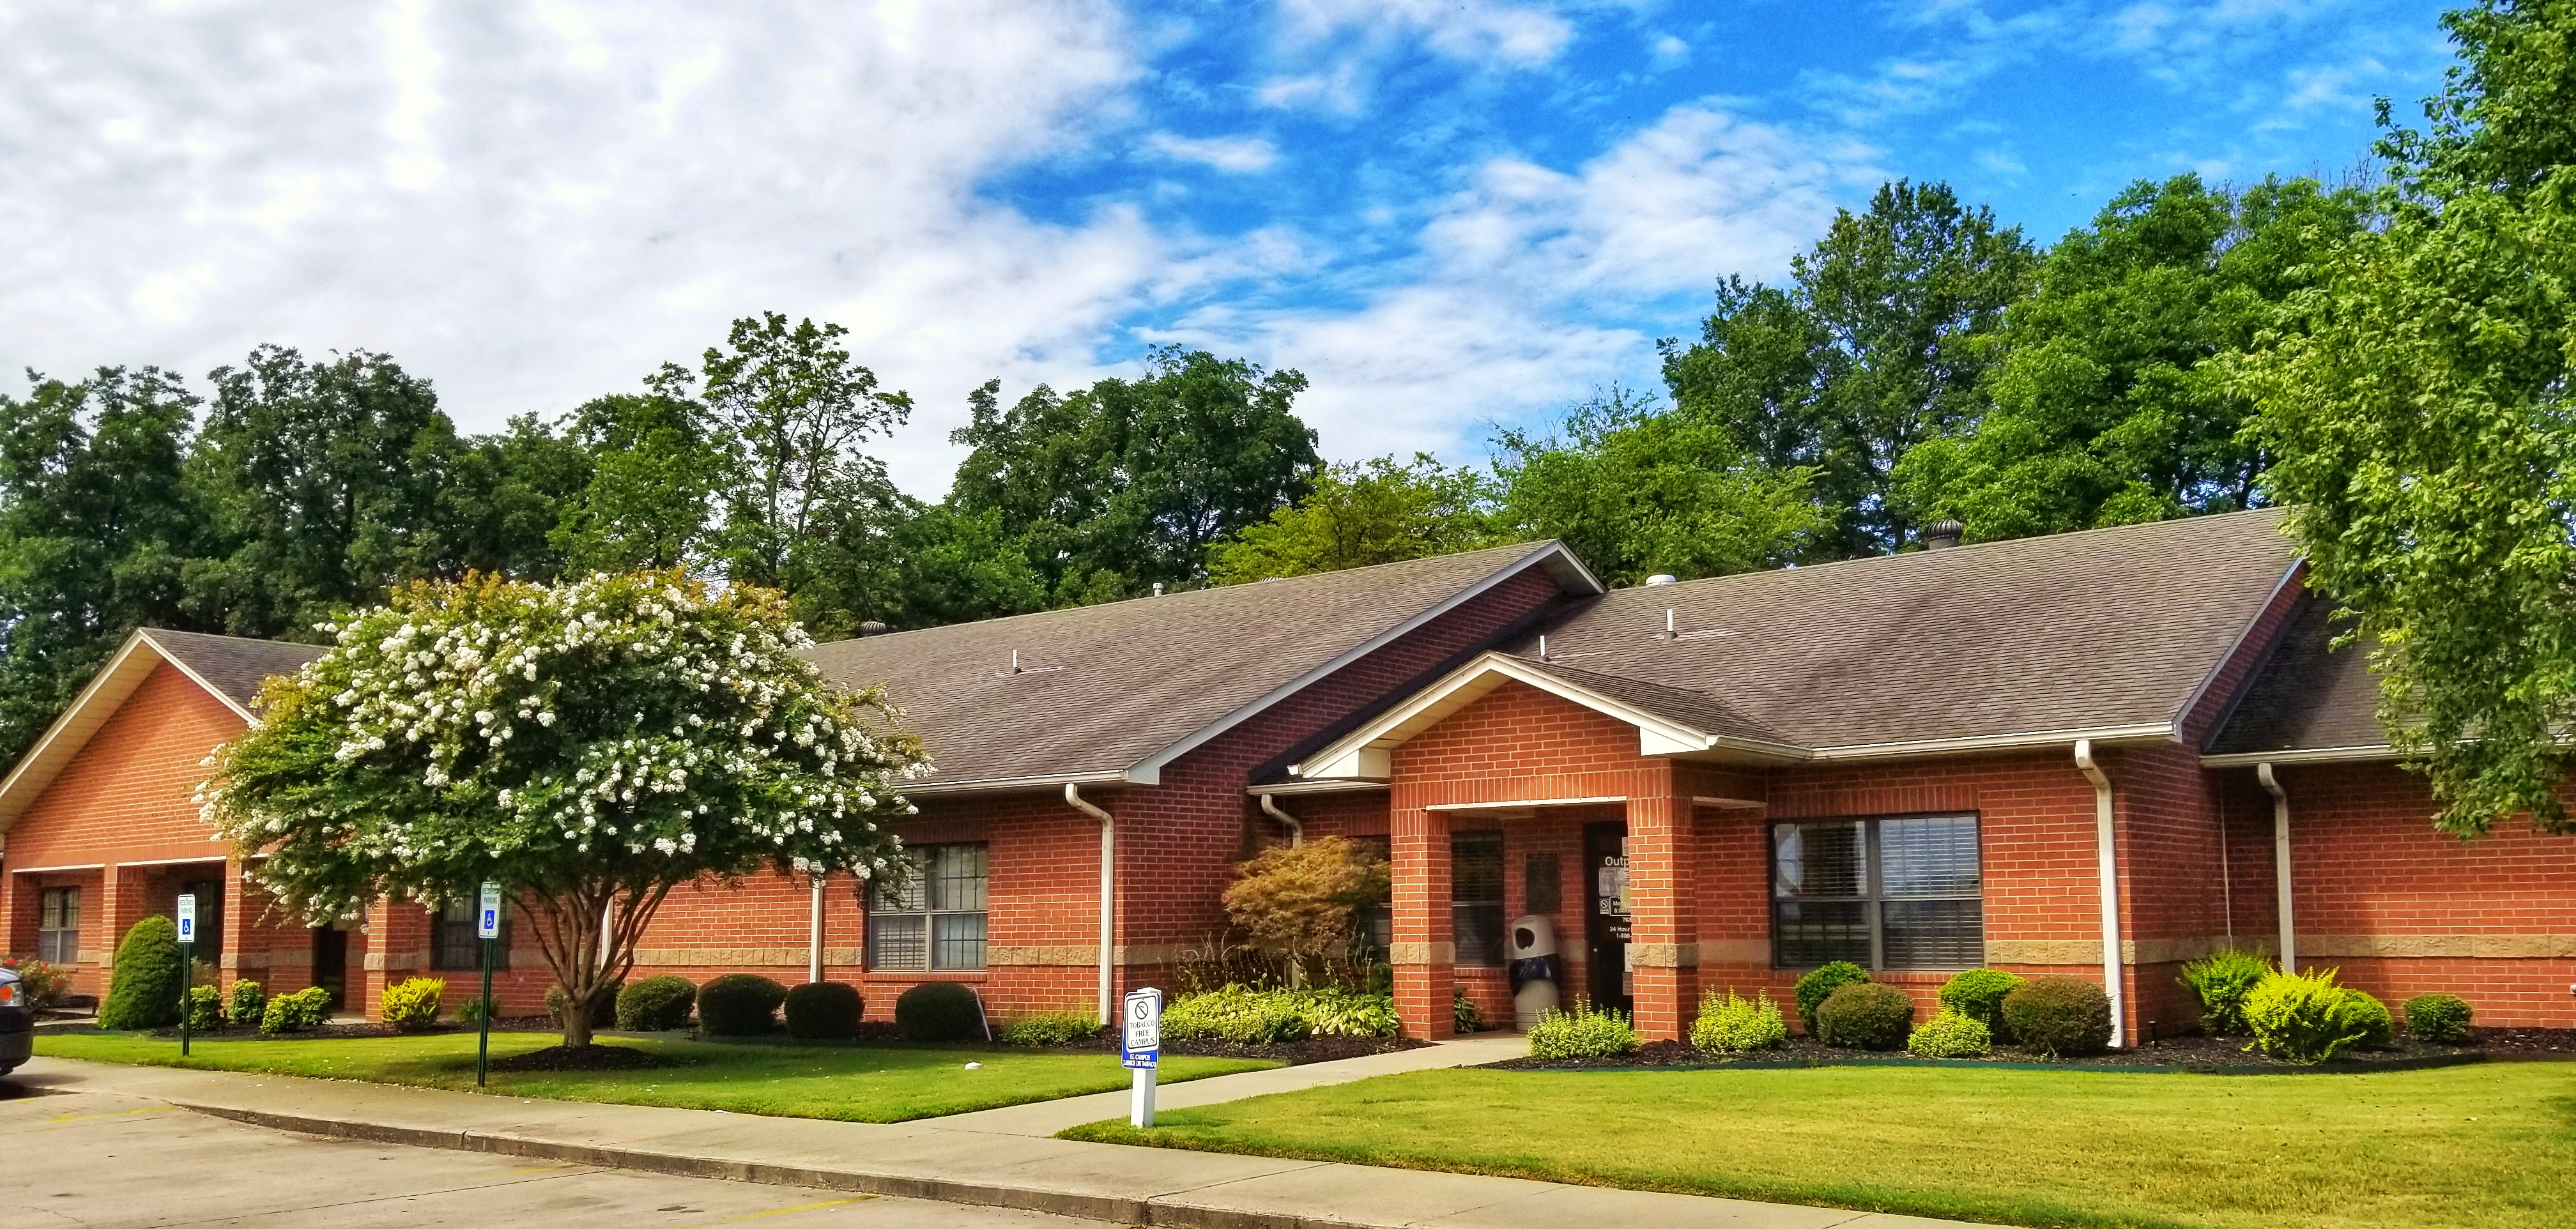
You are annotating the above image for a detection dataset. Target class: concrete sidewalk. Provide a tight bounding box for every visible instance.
[12,1055,1982,1229]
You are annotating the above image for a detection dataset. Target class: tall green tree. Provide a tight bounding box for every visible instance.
[446,413,595,583]
[1494,388,1827,586]
[700,314,913,594]
[1664,180,2037,558]
[2239,0,2576,834]
[1208,453,1497,584]
[791,499,1047,636]
[552,379,727,575]
[182,346,464,637]
[949,347,1322,601]
[1896,174,2370,540]
[0,367,203,763]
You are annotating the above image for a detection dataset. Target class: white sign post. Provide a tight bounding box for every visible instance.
[1122,987,1162,1127]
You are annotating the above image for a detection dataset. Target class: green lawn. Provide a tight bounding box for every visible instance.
[36,1030,1274,1122]
[1062,1063,2576,1229]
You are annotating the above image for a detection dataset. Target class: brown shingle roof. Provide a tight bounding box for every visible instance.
[1517,658,1797,749]
[805,542,1595,788]
[1500,508,2302,752]
[2204,597,2390,758]
[142,629,326,711]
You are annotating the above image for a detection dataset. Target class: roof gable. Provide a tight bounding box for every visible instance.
[2202,597,2394,764]
[804,542,1599,791]
[0,629,325,834]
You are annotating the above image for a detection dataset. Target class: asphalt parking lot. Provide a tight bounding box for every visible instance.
[0,1077,1103,1228]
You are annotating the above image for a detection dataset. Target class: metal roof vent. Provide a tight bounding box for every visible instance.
[1644,574,1678,586]
[858,621,889,636]
[1921,520,1964,551]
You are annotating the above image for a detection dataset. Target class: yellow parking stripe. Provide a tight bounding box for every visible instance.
[709,1196,878,1223]
[46,1106,174,1124]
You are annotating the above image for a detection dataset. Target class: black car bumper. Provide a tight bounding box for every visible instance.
[0,1006,31,1072]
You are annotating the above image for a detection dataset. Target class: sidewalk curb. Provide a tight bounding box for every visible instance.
[175,1100,1242,1228]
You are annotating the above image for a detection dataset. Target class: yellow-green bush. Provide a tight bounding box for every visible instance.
[2244,968,2374,1063]
[1690,988,1788,1052]
[1526,1000,1640,1060]
[1906,1008,1992,1058]
[380,977,445,1030]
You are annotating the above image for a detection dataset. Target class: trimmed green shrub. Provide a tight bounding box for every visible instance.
[894,981,985,1042]
[999,1010,1099,1046]
[259,986,332,1035]
[1793,961,1870,1034]
[2404,993,2475,1043]
[1159,986,1399,1044]
[2345,989,2393,1049]
[1908,1008,1993,1058]
[184,984,227,1032]
[381,978,445,1030]
[697,973,789,1036]
[2179,948,2275,1035]
[2245,969,2377,1063]
[1814,982,1915,1050]
[1526,1000,1641,1060]
[1690,988,1788,1053]
[617,975,698,1030]
[1936,968,2025,1039]
[1453,987,1482,1034]
[785,982,864,1039]
[2001,976,2114,1057]
[546,982,619,1030]
[99,916,185,1030]
[226,979,266,1025]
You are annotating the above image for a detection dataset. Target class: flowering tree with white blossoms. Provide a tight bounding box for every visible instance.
[199,571,925,1049]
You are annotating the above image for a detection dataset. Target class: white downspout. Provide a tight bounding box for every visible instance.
[2257,763,2294,972]
[1259,793,1303,848]
[599,897,615,971]
[1065,782,1115,1025]
[809,876,826,985]
[2074,740,2127,1049]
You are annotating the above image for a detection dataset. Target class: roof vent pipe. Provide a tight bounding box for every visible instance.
[1644,574,1678,586]
[1153,583,1165,597]
[1064,782,1115,1025]
[2074,740,2127,1050]
[1921,519,1964,550]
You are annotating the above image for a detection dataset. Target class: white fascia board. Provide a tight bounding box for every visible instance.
[1806,723,2175,761]
[1297,651,1770,781]
[0,632,171,834]
[136,630,259,722]
[1426,795,1627,813]
[1246,779,1390,797]
[900,770,1130,798]
[2199,745,2402,768]
[1121,542,1602,787]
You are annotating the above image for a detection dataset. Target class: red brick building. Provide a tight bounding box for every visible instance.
[3,513,2568,1038]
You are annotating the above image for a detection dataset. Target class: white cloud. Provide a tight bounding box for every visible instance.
[0,0,1157,496]
[1273,0,1577,68]
[1172,102,1876,465]
[1142,132,1281,173]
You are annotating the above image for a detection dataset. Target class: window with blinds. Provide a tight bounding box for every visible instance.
[869,844,988,971]
[1771,814,1982,970]
[37,887,79,964]
[1452,830,1505,966]
[433,896,511,970]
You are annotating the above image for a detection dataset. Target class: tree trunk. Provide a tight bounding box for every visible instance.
[562,1007,594,1050]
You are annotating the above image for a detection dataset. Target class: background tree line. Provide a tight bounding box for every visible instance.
[4,0,2566,834]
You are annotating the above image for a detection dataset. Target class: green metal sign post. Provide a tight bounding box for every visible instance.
[475,881,500,1088]
[176,893,197,1057]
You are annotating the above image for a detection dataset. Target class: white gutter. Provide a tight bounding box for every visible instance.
[809,878,827,985]
[1064,782,1115,1024]
[1257,793,1303,848]
[2257,763,2294,972]
[2200,745,2401,768]
[2074,740,2127,1049]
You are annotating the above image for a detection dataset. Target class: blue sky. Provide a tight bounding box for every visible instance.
[0,1,2457,495]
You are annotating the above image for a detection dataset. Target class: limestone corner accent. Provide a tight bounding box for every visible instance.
[1629,942,1699,968]
[1389,942,1456,965]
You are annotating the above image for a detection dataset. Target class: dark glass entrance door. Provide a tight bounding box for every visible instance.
[310,927,348,1009]
[1583,822,1632,1015]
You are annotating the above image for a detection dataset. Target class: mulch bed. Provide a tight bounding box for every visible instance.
[1485,1027,2576,1073]
[489,1042,685,1073]
[125,1015,574,1042]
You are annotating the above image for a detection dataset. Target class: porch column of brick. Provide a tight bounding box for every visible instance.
[1625,775,1699,1041]
[97,862,156,974]
[0,871,26,959]
[358,896,432,1021]
[218,857,251,984]
[1390,801,1455,1040]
